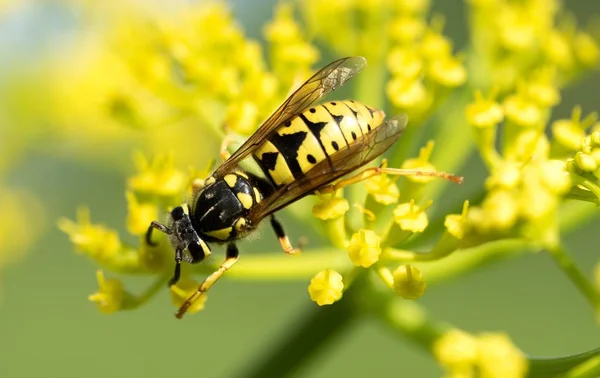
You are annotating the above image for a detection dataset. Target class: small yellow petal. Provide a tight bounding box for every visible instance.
[170,279,207,315]
[393,200,429,232]
[312,196,350,220]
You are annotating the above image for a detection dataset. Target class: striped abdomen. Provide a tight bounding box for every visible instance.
[252,100,385,187]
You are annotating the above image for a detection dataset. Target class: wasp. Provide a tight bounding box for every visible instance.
[146,56,461,319]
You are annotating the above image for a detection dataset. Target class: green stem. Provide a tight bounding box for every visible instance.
[123,273,170,310]
[546,245,600,310]
[237,281,361,378]
[193,248,350,280]
[529,348,600,378]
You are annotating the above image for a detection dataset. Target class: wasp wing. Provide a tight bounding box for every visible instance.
[213,56,367,178]
[248,115,408,221]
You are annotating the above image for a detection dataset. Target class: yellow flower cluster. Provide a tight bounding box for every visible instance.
[468,0,600,91]
[308,141,455,306]
[434,329,528,378]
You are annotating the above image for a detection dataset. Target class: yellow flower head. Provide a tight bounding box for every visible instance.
[58,207,122,262]
[428,55,467,88]
[466,90,504,128]
[170,279,207,315]
[366,174,400,205]
[444,200,470,240]
[401,141,437,184]
[393,199,430,233]
[308,269,344,306]
[392,264,427,299]
[88,270,125,314]
[476,333,528,378]
[126,192,159,236]
[503,94,543,128]
[347,229,382,268]
[128,152,187,198]
[312,195,350,220]
[433,329,479,373]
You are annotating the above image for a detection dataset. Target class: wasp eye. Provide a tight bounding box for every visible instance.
[170,206,185,221]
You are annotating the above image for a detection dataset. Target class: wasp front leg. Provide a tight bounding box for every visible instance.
[175,243,239,319]
[270,215,302,255]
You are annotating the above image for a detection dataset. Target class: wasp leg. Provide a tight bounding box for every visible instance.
[270,216,301,255]
[169,237,211,287]
[220,134,237,161]
[175,243,239,319]
[146,220,170,246]
[317,165,463,194]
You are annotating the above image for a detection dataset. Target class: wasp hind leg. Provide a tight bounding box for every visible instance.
[175,243,239,319]
[316,163,463,195]
[270,215,302,255]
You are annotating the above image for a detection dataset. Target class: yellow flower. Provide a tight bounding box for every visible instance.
[444,201,470,240]
[466,91,504,128]
[308,269,344,306]
[366,174,400,205]
[503,94,543,128]
[393,200,430,232]
[170,279,207,315]
[476,333,528,378]
[386,77,430,111]
[128,153,187,198]
[401,141,437,184]
[312,195,350,220]
[126,192,159,236]
[387,47,423,79]
[573,32,600,68]
[392,264,427,299]
[428,55,467,88]
[388,16,427,43]
[434,329,479,373]
[88,270,125,314]
[347,229,382,268]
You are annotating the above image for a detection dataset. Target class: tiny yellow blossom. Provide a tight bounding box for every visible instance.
[544,30,575,70]
[393,200,429,232]
[420,28,453,60]
[485,162,521,190]
[59,207,122,261]
[170,279,207,315]
[476,333,528,378]
[347,229,382,268]
[387,47,423,79]
[225,100,260,135]
[574,151,598,172]
[312,195,350,220]
[365,174,400,205]
[128,153,187,197]
[503,94,543,128]
[386,77,429,111]
[88,270,125,314]
[428,55,467,88]
[573,32,600,68]
[308,269,344,306]
[466,91,504,128]
[552,107,597,151]
[401,141,437,183]
[538,160,571,194]
[392,264,427,299]
[126,192,159,236]
[433,329,479,373]
[263,3,302,43]
[479,190,519,231]
[394,0,430,15]
[444,200,470,240]
[388,16,427,44]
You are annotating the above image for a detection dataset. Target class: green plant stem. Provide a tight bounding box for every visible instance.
[547,245,600,310]
[529,348,600,378]
[124,273,170,310]
[237,281,360,378]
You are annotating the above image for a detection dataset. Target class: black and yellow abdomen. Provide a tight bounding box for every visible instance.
[253,100,385,187]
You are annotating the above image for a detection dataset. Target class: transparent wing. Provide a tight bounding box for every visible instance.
[213,56,367,178]
[248,115,408,221]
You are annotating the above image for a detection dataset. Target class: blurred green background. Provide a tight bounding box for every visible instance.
[1,1,600,377]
